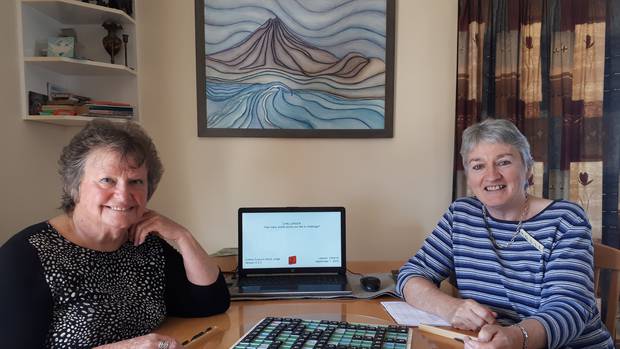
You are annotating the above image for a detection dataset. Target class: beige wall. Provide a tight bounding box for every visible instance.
[1,0,457,261]
[0,0,72,241]
[138,0,458,261]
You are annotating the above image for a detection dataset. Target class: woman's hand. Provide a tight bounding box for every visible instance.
[448,298,497,331]
[463,324,523,349]
[129,209,220,285]
[129,210,190,246]
[401,277,496,331]
[94,333,181,349]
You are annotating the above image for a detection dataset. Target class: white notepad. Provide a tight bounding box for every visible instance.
[381,301,450,326]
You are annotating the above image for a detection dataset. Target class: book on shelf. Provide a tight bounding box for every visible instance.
[49,92,90,104]
[86,108,132,114]
[40,104,81,115]
[47,98,83,106]
[82,103,134,118]
[88,112,133,119]
[87,107,131,113]
[87,100,132,107]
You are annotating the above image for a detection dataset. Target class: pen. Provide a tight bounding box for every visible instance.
[182,326,214,346]
[418,324,477,342]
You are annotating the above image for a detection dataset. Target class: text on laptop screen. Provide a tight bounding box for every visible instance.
[241,211,342,269]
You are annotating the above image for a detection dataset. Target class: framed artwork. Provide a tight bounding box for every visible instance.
[195,0,395,138]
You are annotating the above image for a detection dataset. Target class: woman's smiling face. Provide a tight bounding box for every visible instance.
[465,141,531,218]
[72,148,148,237]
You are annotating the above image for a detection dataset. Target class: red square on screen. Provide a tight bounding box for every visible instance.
[288,256,297,265]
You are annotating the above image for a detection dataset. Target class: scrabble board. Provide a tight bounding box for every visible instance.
[230,317,412,349]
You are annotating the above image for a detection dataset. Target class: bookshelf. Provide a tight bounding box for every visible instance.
[18,0,138,126]
[24,57,137,76]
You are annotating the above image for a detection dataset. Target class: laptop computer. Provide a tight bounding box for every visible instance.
[233,206,352,297]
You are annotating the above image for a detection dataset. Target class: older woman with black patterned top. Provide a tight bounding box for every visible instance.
[0,120,230,349]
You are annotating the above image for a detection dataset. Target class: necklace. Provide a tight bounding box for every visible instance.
[482,195,530,249]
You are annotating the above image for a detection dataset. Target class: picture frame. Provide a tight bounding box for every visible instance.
[195,0,395,138]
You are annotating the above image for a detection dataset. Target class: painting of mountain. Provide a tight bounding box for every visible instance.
[196,0,395,137]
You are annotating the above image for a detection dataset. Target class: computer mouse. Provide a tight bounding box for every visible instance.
[360,276,381,292]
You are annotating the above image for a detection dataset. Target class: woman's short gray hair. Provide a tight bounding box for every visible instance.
[58,119,164,213]
[460,118,534,174]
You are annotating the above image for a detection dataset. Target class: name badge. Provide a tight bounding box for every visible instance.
[520,229,544,252]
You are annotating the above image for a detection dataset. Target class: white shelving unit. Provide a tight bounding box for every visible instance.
[23,114,130,126]
[17,0,138,126]
[24,56,137,76]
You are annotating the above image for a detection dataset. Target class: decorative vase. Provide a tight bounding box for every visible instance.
[102,21,123,64]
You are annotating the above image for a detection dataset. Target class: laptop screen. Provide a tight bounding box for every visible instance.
[238,207,346,275]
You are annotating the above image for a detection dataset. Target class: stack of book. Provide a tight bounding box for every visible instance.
[38,92,90,116]
[39,104,82,115]
[79,101,134,119]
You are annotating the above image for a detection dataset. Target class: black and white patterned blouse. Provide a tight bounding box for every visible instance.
[0,222,230,348]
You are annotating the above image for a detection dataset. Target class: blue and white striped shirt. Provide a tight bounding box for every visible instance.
[397,197,613,348]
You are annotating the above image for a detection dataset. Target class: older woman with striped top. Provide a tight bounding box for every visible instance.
[397,118,613,348]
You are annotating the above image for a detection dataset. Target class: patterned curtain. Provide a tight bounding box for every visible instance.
[455,0,620,248]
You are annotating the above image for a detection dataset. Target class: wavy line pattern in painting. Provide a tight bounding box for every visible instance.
[203,0,387,130]
[207,81,384,129]
[205,0,386,59]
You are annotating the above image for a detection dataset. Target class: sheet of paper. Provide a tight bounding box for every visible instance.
[381,301,450,326]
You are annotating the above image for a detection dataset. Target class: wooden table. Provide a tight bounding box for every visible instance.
[156,258,466,348]
[157,297,466,348]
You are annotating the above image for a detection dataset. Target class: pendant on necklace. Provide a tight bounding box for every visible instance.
[519,229,544,252]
